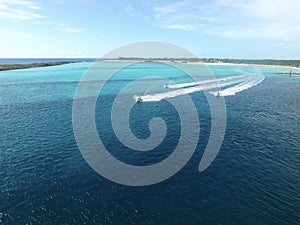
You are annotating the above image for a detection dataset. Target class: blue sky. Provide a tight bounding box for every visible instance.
[0,0,299,58]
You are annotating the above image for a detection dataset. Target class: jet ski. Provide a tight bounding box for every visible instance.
[136,96,143,102]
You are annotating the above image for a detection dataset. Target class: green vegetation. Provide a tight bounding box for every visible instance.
[1,58,299,72]
[118,57,300,68]
[209,58,300,68]
[0,62,73,71]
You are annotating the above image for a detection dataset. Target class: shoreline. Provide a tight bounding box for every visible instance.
[0,61,76,71]
[202,62,300,70]
[0,59,299,72]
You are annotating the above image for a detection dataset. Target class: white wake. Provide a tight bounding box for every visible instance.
[209,75,265,96]
[164,75,247,89]
[134,74,265,102]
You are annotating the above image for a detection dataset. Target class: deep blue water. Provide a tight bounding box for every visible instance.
[0,62,299,224]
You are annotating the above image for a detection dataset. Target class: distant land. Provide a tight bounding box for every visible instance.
[118,57,300,68]
[0,58,299,71]
[0,62,75,71]
[211,58,300,68]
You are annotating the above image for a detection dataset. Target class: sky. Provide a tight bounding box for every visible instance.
[0,0,299,58]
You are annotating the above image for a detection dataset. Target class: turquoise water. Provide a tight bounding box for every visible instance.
[0,62,300,224]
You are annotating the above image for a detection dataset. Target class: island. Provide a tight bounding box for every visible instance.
[0,61,74,71]
[117,57,300,69]
[1,58,299,72]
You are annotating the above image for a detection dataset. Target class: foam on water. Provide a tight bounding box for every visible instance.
[135,74,264,102]
[210,75,265,96]
[164,75,247,89]
[1,62,300,225]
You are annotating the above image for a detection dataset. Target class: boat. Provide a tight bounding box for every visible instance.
[136,96,143,102]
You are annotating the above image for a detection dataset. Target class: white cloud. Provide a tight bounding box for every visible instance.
[59,24,85,33]
[214,0,300,41]
[151,0,300,41]
[124,5,143,17]
[0,29,37,38]
[0,0,85,36]
[153,0,212,31]
[239,0,300,22]
[155,1,186,16]
[0,0,44,20]
[159,23,197,31]
[207,22,300,42]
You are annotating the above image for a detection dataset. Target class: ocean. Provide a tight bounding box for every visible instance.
[0,60,299,224]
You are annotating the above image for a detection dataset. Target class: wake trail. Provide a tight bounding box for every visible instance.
[134,74,265,102]
[165,75,247,89]
[135,76,247,102]
[210,75,265,96]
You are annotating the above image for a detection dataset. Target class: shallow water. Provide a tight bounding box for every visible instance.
[0,62,299,224]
